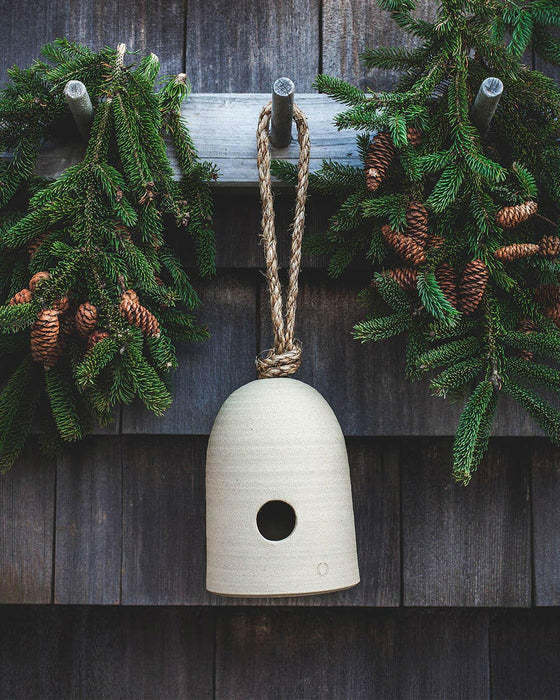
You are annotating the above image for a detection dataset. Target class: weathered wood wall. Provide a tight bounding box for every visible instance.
[1,0,560,698]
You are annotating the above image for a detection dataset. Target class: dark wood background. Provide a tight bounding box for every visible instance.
[1,0,560,698]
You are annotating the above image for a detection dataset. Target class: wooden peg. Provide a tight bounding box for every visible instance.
[270,77,295,148]
[470,77,503,137]
[64,80,93,140]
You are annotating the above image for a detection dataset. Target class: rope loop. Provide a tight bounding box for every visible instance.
[255,101,310,379]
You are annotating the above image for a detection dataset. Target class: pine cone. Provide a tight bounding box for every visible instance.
[457,259,489,314]
[9,288,32,305]
[87,329,110,351]
[426,234,445,250]
[539,236,560,258]
[385,267,417,291]
[29,271,50,293]
[31,308,59,368]
[493,242,540,262]
[496,201,538,229]
[120,289,160,337]
[435,264,457,308]
[517,318,537,360]
[534,284,560,307]
[407,126,422,146]
[27,232,48,258]
[381,224,426,266]
[406,201,428,243]
[543,304,560,327]
[75,302,98,337]
[53,297,70,314]
[365,132,395,192]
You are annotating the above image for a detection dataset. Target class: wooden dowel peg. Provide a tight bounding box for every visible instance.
[470,77,503,137]
[64,80,93,140]
[270,77,295,148]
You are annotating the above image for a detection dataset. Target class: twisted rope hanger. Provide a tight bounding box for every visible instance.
[255,101,310,379]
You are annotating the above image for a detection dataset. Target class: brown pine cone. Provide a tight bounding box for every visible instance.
[538,236,560,258]
[493,242,540,262]
[543,304,560,327]
[407,126,422,146]
[517,318,537,360]
[120,289,160,337]
[9,288,32,305]
[435,264,457,308]
[53,297,70,314]
[87,329,110,351]
[381,224,426,266]
[534,284,560,307]
[406,201,428,244]
[457,259,489,314]
[29,271,50,293]
[426,234,445,250]
[365,132,395,192]
[27,232,48,258]
[385,267,417,291]
[31,308,59,368]
[75,302,98,337]
[496,201,538,229]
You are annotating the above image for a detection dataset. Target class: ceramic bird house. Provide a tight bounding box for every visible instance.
[206,378,360,597]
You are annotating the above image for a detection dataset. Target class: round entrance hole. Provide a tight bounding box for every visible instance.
[256,500,296,541]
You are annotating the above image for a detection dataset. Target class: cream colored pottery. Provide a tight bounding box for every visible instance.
[206,377,360,597]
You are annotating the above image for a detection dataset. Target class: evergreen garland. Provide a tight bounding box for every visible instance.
[273,0,560,484]
[0,40,216,471]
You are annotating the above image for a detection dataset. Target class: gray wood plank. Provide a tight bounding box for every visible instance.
[0,0,183,80]
[121,435,210,605]
[530,440,560,606]
[0,439,55,603]
[322,0,438,91]
[491,609,560,700]
[402,438,531,606]
[185,0,320,92]
[54,436,122,605]
[122,272,257,434]
[31,93,360,186]
[0,606,215,700]
[215,609,489,699]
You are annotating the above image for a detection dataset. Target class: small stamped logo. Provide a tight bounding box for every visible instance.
[317,562,329,576]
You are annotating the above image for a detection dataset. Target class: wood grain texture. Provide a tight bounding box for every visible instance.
[322,0,438,90]
[185,0,320,92]
[31,94,360,186]
[0,440,54,603]
[490,609,560,700]
[121,435,211,605]
[0,606,215,700]
[54,437,122,604]
[0,0,184,80]
[215,608,489,699]
[122,272,257,434]
[530,440,560,606]
[402,438,531,607]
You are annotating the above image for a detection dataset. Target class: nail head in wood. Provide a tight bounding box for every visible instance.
[470,77,503,137]
[64,80,93,141]
[270,77,295,149]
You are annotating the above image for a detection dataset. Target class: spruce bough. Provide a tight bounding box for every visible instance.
[273,0,560,484]
[0,40,216,470]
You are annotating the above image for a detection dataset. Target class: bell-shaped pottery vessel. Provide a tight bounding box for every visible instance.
[206,377,360,597]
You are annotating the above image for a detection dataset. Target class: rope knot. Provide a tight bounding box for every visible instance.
[256,340,302,379]
[256,101,310,379]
